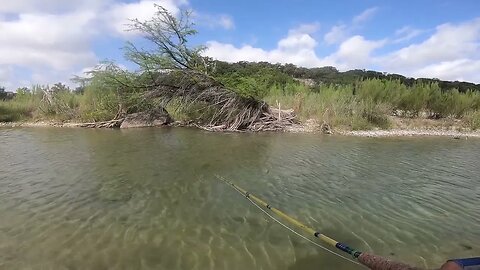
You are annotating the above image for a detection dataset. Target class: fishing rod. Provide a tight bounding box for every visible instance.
[216,176,480,270]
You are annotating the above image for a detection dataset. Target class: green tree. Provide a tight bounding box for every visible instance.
[51,82,70,93]
[124,4,208,74]
[0,86,6,100]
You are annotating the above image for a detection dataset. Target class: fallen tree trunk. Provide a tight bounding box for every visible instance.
[144,72,298,132]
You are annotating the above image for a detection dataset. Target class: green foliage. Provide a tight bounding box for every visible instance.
[165,98,216,124]
[351,79,480,119]
[124,4,206,73]
[265,82,390,130]
[0,90,41,122]
[79,67,124,121]
[214,63,295,99]
[220,61,480,128]
[0,102,32,122]
[0,86,6,100]
[465,110,480,130]
[359,100,391,129]
[217,61,480,92]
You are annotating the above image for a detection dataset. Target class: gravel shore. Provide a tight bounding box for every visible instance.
[2,121,479,138]
[339,129,480,138]
[0,121,81,128]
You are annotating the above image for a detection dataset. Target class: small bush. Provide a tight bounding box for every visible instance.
[78,77,121,122]
[465,110,480,130]
[350,117,373,130]
[360,101,391,129]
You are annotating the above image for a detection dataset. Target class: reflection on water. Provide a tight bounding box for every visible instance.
[0,127,479,269]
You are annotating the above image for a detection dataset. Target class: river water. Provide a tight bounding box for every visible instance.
[0,127,479,270]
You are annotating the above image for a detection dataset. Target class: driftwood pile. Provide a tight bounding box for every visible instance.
[78,119,124,128]
[145,72,297,132]
[240,108,297,132]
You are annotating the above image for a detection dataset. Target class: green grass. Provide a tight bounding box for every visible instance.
[0,94,40,122]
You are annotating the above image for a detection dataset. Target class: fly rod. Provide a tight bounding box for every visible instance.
[217,176,434,270]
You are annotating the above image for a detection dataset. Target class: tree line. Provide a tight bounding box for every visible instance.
[212,61,480,93]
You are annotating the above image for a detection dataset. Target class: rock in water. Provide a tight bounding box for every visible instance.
[120,108,172,129]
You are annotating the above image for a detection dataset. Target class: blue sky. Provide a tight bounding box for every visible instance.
[1,0,480,90]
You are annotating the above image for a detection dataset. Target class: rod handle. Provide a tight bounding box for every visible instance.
[358,253,423,270]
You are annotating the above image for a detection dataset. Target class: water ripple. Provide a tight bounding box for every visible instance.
[0,128,479,269]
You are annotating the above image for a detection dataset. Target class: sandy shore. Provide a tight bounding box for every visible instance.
[2,120,479,138]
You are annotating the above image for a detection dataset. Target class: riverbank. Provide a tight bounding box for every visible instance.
[0,121,95,128]
[339,129,480,138]
[2,119,480,138]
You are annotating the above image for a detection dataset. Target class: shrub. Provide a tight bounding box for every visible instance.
[465,110,480,130]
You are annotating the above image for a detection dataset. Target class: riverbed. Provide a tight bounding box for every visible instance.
[0,127,479,269]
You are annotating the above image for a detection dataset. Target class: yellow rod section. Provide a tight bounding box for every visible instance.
[217,176,362,258]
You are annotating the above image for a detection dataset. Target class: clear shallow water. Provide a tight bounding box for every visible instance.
[0,127,479,270]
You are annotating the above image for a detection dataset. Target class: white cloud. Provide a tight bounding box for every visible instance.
[194,13,235,30]
[393,26,424,43]
[0,12,98,70]
[331,36,386,69]
[289,22,320,35]
[352,7,378,24]
[0,0,190,88]
[324,7,378,45]
[414,59,480,81]
[205,37,386,71]
[381,18,480,82]
[218,15,234,30]
[0,0,110,13]
[0,66,14,88]
[205,22,330,68]
[324,24,348,44]
[278,32,317,50]
[204,12,388,71]
[105,0,188,35]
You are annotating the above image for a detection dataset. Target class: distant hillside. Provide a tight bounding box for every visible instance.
[212,61,480,93]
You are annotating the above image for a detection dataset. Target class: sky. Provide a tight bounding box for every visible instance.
[1,0,480,90]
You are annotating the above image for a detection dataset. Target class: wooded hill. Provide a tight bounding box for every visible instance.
[213,61,480,93]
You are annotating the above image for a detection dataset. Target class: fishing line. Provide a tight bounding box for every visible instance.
[225,180,366,268]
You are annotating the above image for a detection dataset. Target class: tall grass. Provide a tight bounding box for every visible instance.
[264,79,480,130]
[0,90,41,122]
[0,101,36,122]
[265,82,391,130]
[1,85,83,122]
[356,79,480,118]
[465,110,480,130]
[79,86,119,122]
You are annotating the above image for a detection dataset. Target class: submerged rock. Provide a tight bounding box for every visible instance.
[120,108,172,129]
